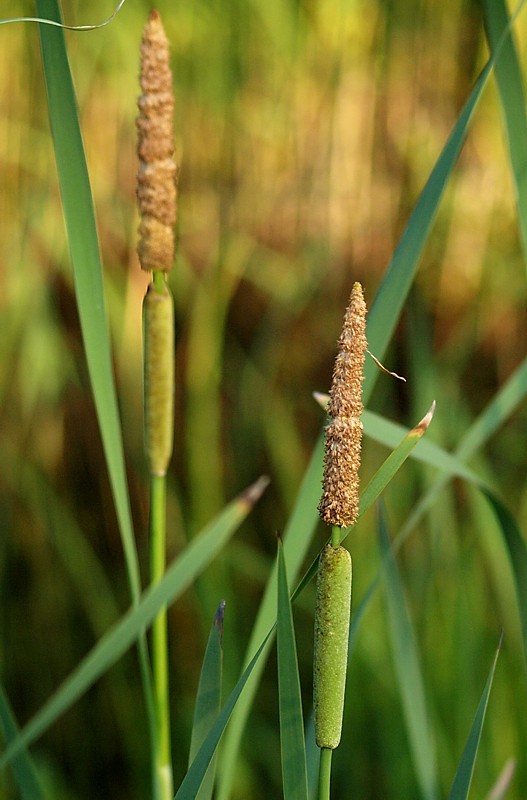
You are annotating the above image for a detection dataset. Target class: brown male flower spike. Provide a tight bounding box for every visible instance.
[318,282,367,528]
[136,9,177,272]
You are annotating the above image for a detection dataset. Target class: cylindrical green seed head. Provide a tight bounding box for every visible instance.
[137,10,178,273]
[143,282,174,476]
[313,544,352,749]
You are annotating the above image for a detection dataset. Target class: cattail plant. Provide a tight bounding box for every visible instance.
[314,282,367,799]
[137,9,178,800]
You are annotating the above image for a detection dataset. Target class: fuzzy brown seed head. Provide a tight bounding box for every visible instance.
[136,10,178,273]
[318,283,367,528]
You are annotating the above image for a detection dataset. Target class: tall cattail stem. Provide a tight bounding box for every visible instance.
[318,747,333,800]
[149,474,172,800]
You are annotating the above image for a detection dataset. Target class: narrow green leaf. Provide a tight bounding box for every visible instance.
[36,0,140,598]
[188,602,225,800]
[304,714,319,800]
[0,686,45,800]
[176,631,274,800]
[482,490,527,668]
[379,507,439,800]
[277,540,308,800]
[35,0,159,775]
[0,478,268,770]
[448,636,502,800]
[358,402,436,524]
[363,410,480,484]
[395,354,527,549]
[483,0,527,265]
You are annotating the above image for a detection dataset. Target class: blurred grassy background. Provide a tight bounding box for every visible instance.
[1,0,527,797]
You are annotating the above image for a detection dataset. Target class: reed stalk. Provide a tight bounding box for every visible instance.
[136,10,178,799]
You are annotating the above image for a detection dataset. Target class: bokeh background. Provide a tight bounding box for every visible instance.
[1,0,527,797]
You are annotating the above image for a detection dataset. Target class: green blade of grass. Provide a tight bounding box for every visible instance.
[277,539,308,800]
[176,630,275,800]
[483,0,527,265]
[36,0,140,598]
[0,686,45,800]
[482,489,527,668]
[448,635,502,800]
[378,507,439,800]
[188,601,225,800]
[0,478,268,771]
[34,2,159,780]
[362,410,480,485]
[395,353,527,551]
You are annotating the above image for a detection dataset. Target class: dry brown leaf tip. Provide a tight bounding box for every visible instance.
[318,282,367,528]
[136,9,178,273]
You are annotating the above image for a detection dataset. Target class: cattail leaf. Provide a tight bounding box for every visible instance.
[448,635,502,800]
[176,631,274,800]
[362,410,480,484]
[188,601,225,800]
[0,686,45,800]
[36,0,140,601]
[276,539,308,800]
[481,490,527,668]
[355,402,435,530]
[378,507,439,800]
[482,0,527,266]
[0,478,268,771]
[304,713,319,800]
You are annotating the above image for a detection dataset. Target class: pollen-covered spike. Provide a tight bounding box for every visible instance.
[318,282,367,528]
[136,9,178,273]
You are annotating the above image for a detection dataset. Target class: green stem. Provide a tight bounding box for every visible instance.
[331,525,341,548]
[150,473,173,800]
[318,747,333,800]
[153,269,166,293]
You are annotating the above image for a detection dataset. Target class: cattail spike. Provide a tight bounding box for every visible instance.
[318,282,367,528]
[313,544,352,749]
[143,282,175,476]
[136,10,177,273]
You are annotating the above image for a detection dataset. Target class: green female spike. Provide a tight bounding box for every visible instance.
[313,544,352,749]
[143,281,174,477]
